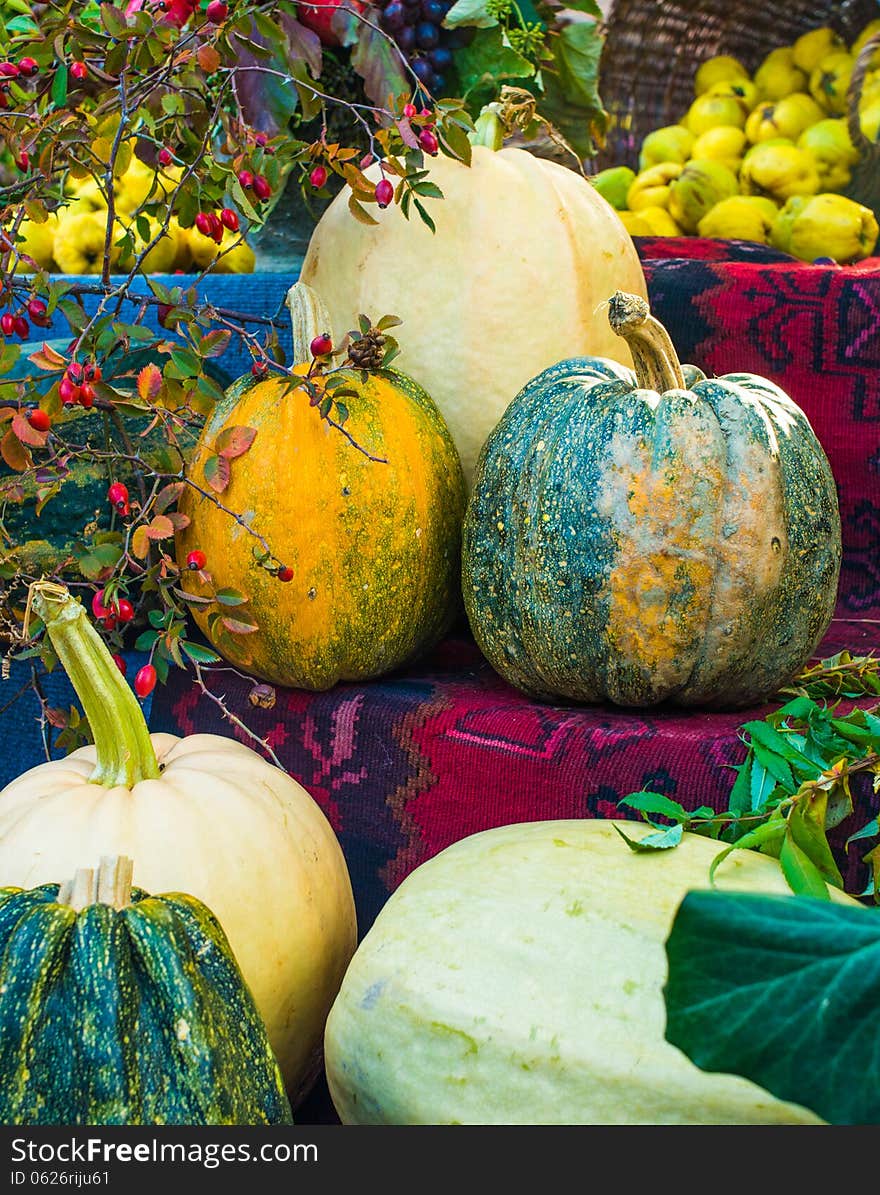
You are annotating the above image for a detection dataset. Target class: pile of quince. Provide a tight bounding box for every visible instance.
[593,20,880,263]
[9,138,255,277]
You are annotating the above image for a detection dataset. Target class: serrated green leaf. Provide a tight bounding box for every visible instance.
[618,791,690,823]
[455,26,534,94]
[613,821,684,853]
[780,832,831,899]
[443,0,499,28]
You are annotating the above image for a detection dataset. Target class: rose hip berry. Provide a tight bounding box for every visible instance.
[309,164,328,189]
[0,63,19,78]
[112,653,127,677]
[116,598,135,623]
[375,178,394,209]
[205,0,228,21]
[79,381,95,408]
[419,129,439,155]
[108,481,129,510]
[251,360,268,378]
[27,297,48,325]
[187,549,207,571]
[134,664,157,699]
[195,212,214,237]
[17,57,38,77]
[238,169,254,189]
[92,589,111,620]
[310,333,333,356]
[58,376,80,405]
[252,175,271,201]
[219,208,239,232]
[13,316,28,338]
[16,152,29,172]
[0,313,15,336]
[70,61,88,81]
[277,565,294,583]
[158,147,173,167]
[27,408,50,432]
[403,102,417,118]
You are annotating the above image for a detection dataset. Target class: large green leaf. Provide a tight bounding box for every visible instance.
[664,890,880,1125]
[536,23,606,159]
[455,27,534,96]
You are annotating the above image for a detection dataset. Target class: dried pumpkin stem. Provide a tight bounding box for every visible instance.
[30,583,161,788]
[607,291,686,393]
[59,855,134,911]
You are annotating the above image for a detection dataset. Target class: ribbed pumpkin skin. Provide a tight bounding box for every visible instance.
[177,366,465,689]
[462,360,842,708]
[300,146,648,485]
[325,820,854,1125]
[0,884,292,1125]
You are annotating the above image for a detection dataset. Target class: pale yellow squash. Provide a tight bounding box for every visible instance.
[325,819,856,1125]
[300,145,648,485]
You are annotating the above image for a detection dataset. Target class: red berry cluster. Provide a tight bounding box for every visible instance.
[92,588,135,631]
[108,481,130,519]
[59,361,101,408]
[0,312,29,339]
[0,56,38,109]
[238,170,272,203]
[194,208,239,242]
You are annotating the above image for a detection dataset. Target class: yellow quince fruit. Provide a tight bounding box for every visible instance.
[792,27,846,74]
[683,94,747,135]
[115,159,158,215]
[690,126,747,173]
[745,93,825,143]
[852,19,880,60]
[627,162,683,212]
[740,142,820,203]
[706,78,759,113]
[668,158,740,233]
[754,47,807,101]
[591,166,637,210]
[633,206,683,236]
[53,209,125,275]
[8,212,59,272]
[797,119,859,190]
[187,226,256,274]
[694,54,749,95]
[770,195,809,254]
[697,195,779,243]
[860,99,880,141]
[122,218,181,274]
[775,192,879,263]
[809,52,855,115]
[616,211,654,237]
[638,125,694,170]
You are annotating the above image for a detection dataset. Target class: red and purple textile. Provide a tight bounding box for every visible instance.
[149,239,880,937]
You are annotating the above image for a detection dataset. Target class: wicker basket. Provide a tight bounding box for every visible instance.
[596,0,880,176]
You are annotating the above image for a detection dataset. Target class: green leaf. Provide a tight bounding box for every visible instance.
[618,791,690,823]
[214,588,247,607]
[613,822,684,852]
[455,27,534,95]
[664,890,880,1124]
[412,198,436,234]
[780,832,831,900]
[788,792,843,889]
[539,23,607,159]
[708,821,787,885]
[50,62,68,108]
[442,0,499,28]
[181,641,221,665]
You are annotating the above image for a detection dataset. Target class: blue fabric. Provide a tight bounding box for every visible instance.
[39,268,303,384]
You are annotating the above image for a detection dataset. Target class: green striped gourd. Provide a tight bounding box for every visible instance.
[462,292,841,708]
[0,856,293,1125]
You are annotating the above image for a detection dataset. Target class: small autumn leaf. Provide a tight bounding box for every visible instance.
[11,412,48,448]
[222,616,260,635]
[216,425,257,460]
[137,363,163,403]
[28,343,67,372]
[145,514,175,541]
[131,525,150,559]
[154,481,185,513]
[197,42,221,72]
[165,511,190,531]
[1,429,30,472]
[203,453,231,493]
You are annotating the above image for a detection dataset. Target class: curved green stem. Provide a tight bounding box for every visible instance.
[607,291,686,392]
[32,584,160,788]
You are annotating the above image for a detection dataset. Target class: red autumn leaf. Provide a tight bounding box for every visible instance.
[137,363,164,402]
[197,43,221,73]
[45,707,69,729]
[154,481,185,513]
[215,425,257,460]
[28,343,67,372]
[203,453,230,493]
[12,411,48,448]
[165,510,190,531]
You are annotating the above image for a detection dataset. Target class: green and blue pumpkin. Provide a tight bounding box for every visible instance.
[0,855,293,1126]
[462,292,842,709]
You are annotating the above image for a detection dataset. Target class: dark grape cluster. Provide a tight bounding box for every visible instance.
[378,0,474,96]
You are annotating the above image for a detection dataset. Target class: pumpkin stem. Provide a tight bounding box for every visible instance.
[607,291,686,392]
[29,582,161,788]
[469,107,505,151]
[59,855,134,911]
[286,281,335,369]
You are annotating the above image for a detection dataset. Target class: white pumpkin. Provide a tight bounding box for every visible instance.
[325,818,854,1125]
[299,145,648,485]
[0,585,357,1099]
